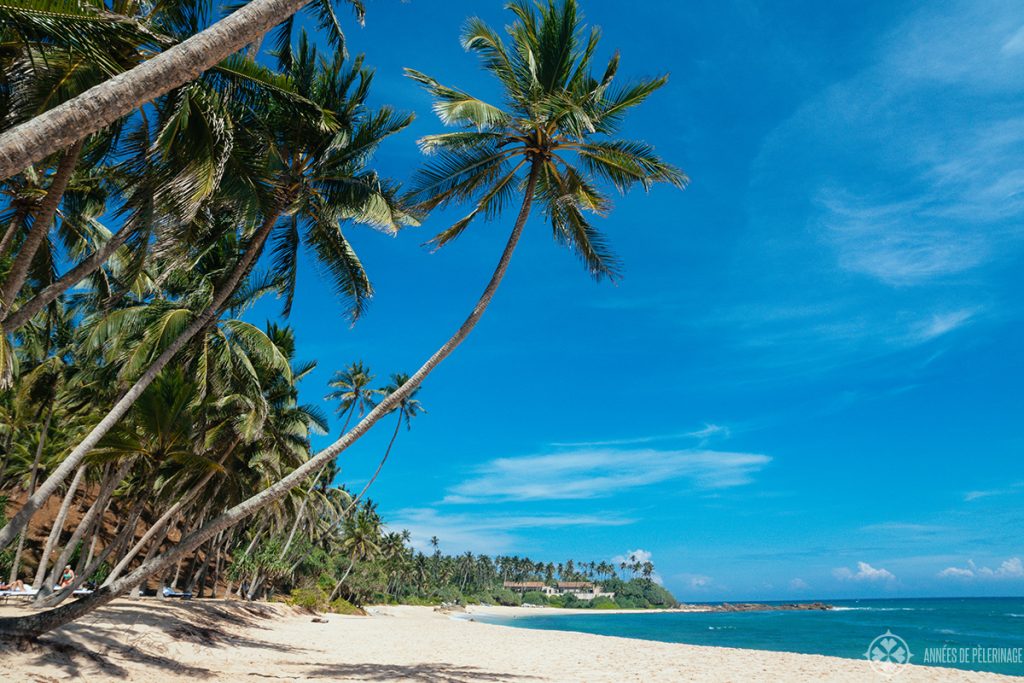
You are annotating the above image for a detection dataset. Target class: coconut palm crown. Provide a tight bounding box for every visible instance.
[405,0,687,280]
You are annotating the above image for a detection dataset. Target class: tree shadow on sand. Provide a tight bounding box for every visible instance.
[23,600,314,679]
[297,662,545,682]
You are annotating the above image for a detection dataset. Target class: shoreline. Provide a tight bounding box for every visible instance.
[1,599,1016,681]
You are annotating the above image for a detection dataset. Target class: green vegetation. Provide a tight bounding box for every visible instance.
[0,0,684,641]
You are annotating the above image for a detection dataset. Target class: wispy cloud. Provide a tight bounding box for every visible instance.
[676,573,714,591]
[388,508,635,555]
[833,561,896,582]
[964,489,1008,502]
[859,522,949,535]
[817,190,990,286]
[550,423,730,448]
[938,557,1024,580]
[441,448,771,504]
[728,0,1024,383]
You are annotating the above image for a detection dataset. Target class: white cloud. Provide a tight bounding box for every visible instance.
[387,507,634,556]
[729,0,1024,378]
[833,562,896,582]
[1003,25,1024,56]
[611,549,663,584]
[789,578,810,591]
[550,423,730,448]
[677,573,713,591]
[911,310,976,342]
[860,522,948,534]
[938,566,975,579]
[939,558,1024,580]
[818,190,990,286]
[612,548,653,565]
[964,490,1004,502]
[442,448,771,504]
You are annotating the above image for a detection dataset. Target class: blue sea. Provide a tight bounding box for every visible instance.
[477,598,1024,676]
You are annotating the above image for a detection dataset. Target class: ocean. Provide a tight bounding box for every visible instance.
[476,598,1024,676]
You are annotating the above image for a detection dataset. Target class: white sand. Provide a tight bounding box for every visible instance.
[0,600,1013,681]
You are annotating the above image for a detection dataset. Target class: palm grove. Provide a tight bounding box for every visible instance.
[0,0,685,640]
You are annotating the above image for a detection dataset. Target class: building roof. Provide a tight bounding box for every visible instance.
[503,581,546,589]
[556,581,595,589]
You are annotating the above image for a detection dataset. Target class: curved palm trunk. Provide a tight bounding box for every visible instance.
[329,556,357,602]
[2,223,136,332]
[343,409,402,516]
[0,163,541,640]
[32,465,86,590]
[103,439,238,586]
[278,408,354,560]
[7,406,53,583]
[0,209,282,550]
[0,142,83,316]
[0,0,314,180]
[36,460,131,599]
[0,205,30,261]
[36,499,144,609]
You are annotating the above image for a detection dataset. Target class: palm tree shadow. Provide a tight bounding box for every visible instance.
[299,662,544,682]
[25,599,316,679]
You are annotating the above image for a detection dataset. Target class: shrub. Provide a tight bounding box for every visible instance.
[589,596,618,609]
[561,593,581,608]
[522,590,548,605]
[404,595,440,606]
[491,588,522,606]
[286,587,330,612]
[329,597,365,615]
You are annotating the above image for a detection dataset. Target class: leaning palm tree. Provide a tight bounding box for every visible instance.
[0,0,338,177]
[343,372,424,514]
[0,41,413,550]
[0,0,684,640]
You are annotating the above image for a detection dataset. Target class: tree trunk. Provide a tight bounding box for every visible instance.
[277,406,354,560]
[2,222,136,332]
[7,406,53,583]
[131,521,168,598]
[37,460,130,598]
[245,570,262,601]
[0,0,315,180]
[0,207,282,550]
[329,557,356,602]
[0,205,30,261]
[0,163,540,639]
[32,465,86,590]
[0,142,83,316]
[343,409,402,517]
[35,499,144,609]
[211,532,228,598]
[103,439,237,586]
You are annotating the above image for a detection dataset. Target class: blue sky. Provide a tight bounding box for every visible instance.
[248,0,1024,601]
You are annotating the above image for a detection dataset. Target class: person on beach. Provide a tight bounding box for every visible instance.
[58,565,75,588]
[0,579,27,591]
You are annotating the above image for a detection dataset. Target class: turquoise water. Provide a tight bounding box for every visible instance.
[478,598,1024,676]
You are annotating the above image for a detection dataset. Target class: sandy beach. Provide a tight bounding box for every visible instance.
[0,600,1013,682]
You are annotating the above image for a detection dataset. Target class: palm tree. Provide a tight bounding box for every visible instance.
[274,359,378,558]
[0,0,683,640]
[0,0,341,177]
[326,360,380,429]
[344,372,424,514]
[329,504,380,600]
[0,41,413,551]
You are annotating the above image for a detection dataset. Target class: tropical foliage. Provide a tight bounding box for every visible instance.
[0,0,683,641]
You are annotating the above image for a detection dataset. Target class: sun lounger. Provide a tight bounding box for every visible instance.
[162,587,193,599]
[0,588,38,604]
